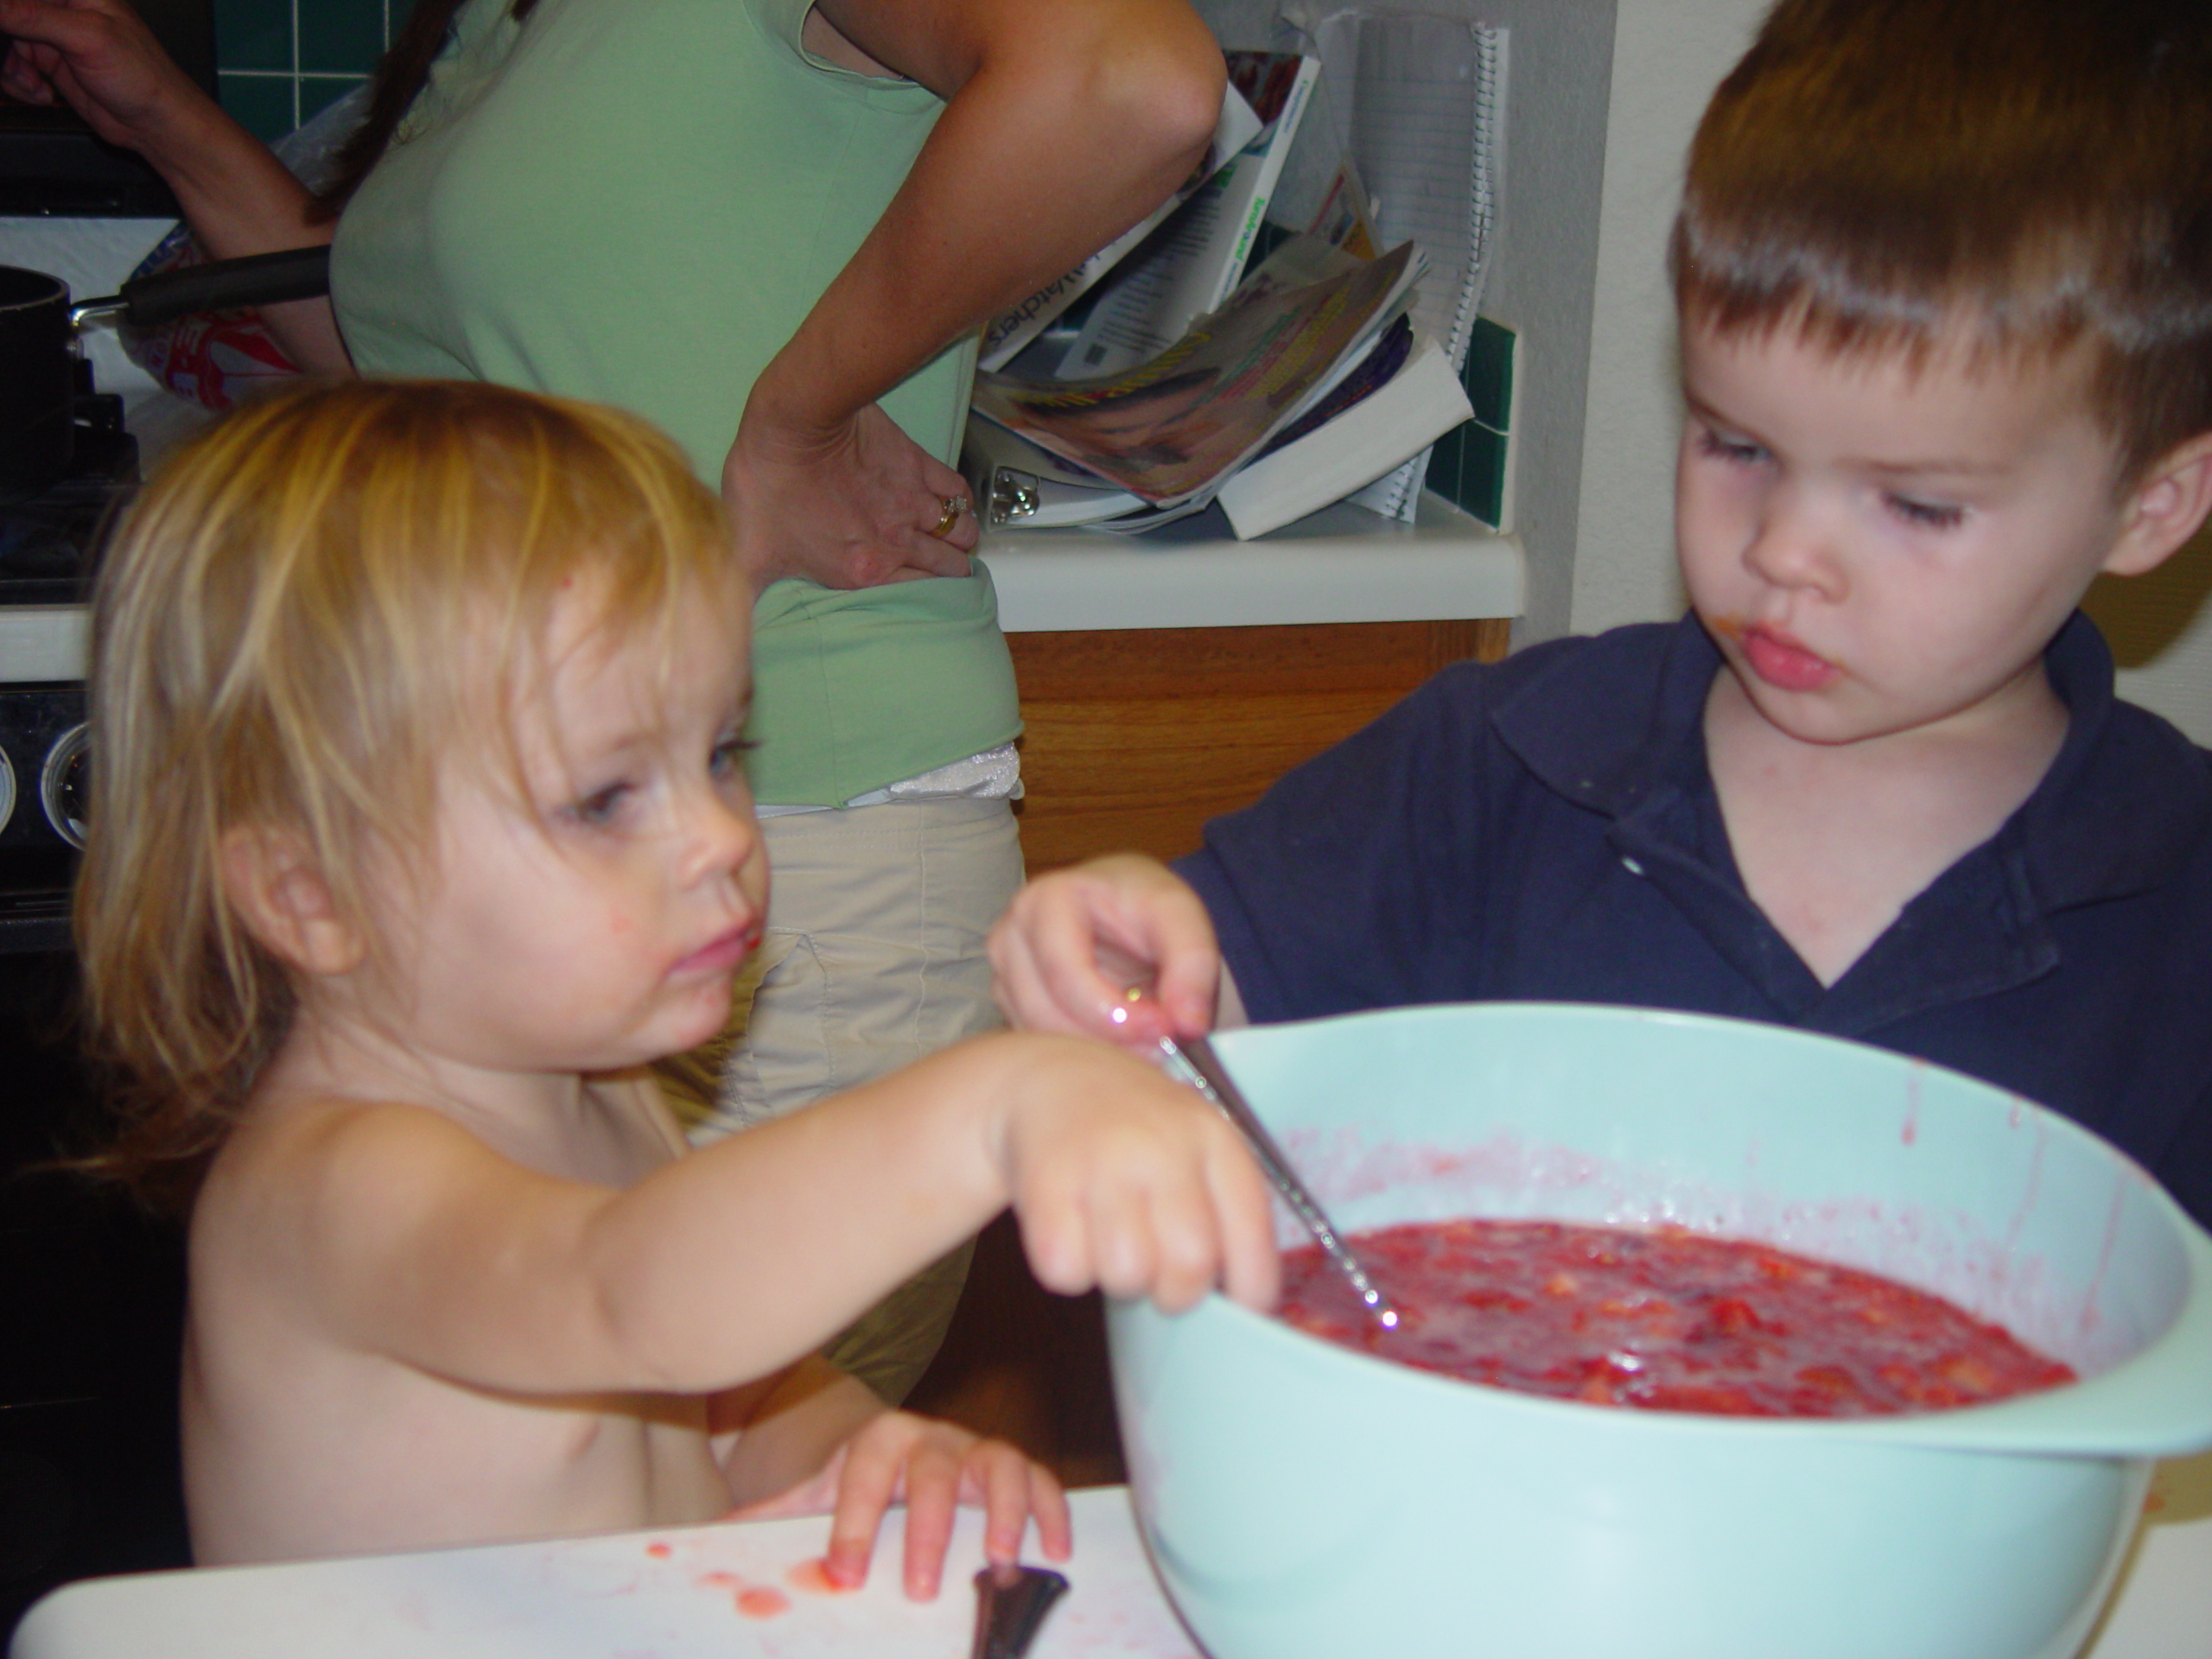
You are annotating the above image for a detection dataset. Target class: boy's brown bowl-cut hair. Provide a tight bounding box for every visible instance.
[74,379,740,1212]
[1672,0,2212,486]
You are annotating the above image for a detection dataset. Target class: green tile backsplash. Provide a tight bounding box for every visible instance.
[216,0,395,142]
[1427,316,1516,531]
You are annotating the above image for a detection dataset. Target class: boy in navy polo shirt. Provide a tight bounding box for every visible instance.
[988,0,2212,1228]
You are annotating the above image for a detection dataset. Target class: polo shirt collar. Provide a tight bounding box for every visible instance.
[1492,613,1722,822]
[1498,611,2206,908]
[1488,611,2210,1034]
[2014,612,2211,906]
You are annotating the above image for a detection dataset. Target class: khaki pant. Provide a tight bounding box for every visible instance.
[694,797,1024,1402]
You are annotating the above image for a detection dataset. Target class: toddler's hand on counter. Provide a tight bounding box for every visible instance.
[990,855,1222,1050]
[744,1410,1070,1599]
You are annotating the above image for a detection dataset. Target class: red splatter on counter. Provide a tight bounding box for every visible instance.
[737,1586,791,1618]
[1280,1219,2074,1417]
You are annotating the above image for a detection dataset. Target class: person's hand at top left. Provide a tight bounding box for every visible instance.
[724,397,980,593]
[0,0,216,153]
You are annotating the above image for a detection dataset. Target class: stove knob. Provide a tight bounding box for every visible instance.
[0,743,14,835]
[41,723,89,849]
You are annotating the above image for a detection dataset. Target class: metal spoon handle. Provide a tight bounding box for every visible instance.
[1156,1032,1401,1330]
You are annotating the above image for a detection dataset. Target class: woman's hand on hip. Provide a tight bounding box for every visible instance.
[724,401,979,593]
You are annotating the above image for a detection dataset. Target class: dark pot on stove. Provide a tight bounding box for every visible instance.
[0,245,333,499]
[0,264,78,497]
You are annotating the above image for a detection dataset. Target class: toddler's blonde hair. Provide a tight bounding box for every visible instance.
[76,378,741,1210]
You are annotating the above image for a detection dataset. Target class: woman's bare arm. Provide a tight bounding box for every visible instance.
[724,0,1226,590]
[0,0,349,369]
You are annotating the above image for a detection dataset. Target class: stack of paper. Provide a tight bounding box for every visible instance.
[965,172,1471,539]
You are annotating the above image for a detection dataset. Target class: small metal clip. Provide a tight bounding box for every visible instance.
[988,467,1041,525]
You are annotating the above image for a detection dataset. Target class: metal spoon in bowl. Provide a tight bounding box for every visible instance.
[1117,992,1401,1331]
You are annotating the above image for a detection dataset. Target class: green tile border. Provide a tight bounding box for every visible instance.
[1427,316,1515,529]
[213,0,290,73]
[299,3,387,75]
[216,0,390,138]
[218,71,297,143]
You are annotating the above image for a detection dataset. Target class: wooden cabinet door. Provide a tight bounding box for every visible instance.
[1007,618,1510,872]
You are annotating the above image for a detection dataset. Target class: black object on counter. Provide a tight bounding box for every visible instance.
[0,244,330,498]
[971,1562,1071,1659]
[0,265,76,496]
[0,0,214,218]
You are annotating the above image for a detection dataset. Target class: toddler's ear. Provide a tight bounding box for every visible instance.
[2105,431,2212,577]
[219,824,365,976]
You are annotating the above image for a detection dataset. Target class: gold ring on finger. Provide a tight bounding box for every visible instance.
[928,494,970,539]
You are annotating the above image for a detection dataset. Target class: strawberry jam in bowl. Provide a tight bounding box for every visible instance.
[1104,1005,2212,1659]
[1279,1218,2078,1418]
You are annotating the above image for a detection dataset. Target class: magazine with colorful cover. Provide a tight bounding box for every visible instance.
[1215,317,1473,539]
[969,238,1419,511]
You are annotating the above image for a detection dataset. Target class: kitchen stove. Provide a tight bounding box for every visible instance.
[0,376,134,953]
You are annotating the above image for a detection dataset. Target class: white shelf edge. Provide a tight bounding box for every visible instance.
[979,491,1524,633]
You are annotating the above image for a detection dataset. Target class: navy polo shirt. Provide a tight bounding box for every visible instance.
[1179,613,2212,1228]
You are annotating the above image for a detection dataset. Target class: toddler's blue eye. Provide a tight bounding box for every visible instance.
[568,782,631,827]
[710,734,757,779]
[1888,494,1964,530]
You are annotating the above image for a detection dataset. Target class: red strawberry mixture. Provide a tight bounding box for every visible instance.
[1280,1219,2074,1416]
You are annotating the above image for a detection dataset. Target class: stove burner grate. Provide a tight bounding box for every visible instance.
[0,394,137,607]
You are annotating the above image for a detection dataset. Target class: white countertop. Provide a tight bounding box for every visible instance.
[13,1461,2211,1659]
[0,489,1523,686]
[979,491,1523,633]
[10,1486,1195,1659]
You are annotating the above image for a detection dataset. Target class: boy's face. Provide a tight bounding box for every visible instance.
[1675,316,2139,749]
[366,582,768,1076]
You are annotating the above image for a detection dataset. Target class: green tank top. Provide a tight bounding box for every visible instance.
[331,0,1020,805]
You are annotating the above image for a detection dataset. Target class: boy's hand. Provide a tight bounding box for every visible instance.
[736,1411,1071,1599]
[989,855,1219,1050]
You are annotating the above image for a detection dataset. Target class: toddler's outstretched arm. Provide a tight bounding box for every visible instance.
[284,1032,1274,1389]
[989,854,1241,1049]
[238,1028,1273,1582]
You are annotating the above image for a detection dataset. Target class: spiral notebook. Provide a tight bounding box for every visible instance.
[1279,9,1506,521]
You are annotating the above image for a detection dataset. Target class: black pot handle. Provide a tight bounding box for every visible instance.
[70,244,333,332]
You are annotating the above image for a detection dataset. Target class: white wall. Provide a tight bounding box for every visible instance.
[1459,0,1618,641]
[1569,0,1765,638]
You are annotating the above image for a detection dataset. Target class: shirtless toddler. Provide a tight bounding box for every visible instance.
[73,380,1275,1584]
